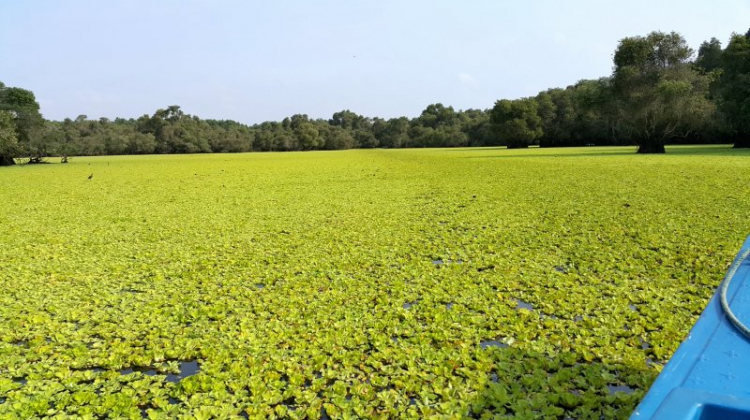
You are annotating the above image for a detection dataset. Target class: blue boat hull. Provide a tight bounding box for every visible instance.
[630,235,750,420]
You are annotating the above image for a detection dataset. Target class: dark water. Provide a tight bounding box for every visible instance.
[639,337,651,350]
[79,367,105,374]
[320,406,331,420]
[515,299,533,311]
[122,288,145,294]
[607,384,635,395]
[433,259,464,266]
[121,367,157,376]
[166,360,200,383]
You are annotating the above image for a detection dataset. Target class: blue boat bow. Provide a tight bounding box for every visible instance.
[631,235,750,420]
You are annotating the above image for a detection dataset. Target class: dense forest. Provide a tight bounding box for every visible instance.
[1,29,749,165]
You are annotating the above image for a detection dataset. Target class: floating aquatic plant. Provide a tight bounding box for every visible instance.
[0,146,748,418]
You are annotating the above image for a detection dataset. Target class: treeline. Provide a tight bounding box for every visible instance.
[37,80,623,156]
[39,105,496,156]
[493,29,750,152]
[1,28,749,164]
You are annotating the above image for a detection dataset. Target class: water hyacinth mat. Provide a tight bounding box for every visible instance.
[1,145,749,419]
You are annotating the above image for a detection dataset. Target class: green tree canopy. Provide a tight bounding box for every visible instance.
[0,83,45,161]
[613,31,715,153]
[490,98,543,148]
[0,111,19,165]
[718,31,750,147]
[695,37,723,73]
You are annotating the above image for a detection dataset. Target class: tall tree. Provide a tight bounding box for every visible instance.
[718,31,750,148]
[0,110,18,165]
[329,110,370,131]
[613,31,715,153]
[490,98,543,148]
[0,83,45,161]
[695,38,723,73]
[460,109,495,146]
[290,114,321,150]
[571,78,619,145]
[379,117,410,148]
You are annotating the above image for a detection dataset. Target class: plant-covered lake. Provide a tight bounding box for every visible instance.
[1,145,749,419]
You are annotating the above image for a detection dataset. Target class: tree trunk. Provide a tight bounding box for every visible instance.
[734,137,750,148]
[636,140,666,154]
[0,155,15,166]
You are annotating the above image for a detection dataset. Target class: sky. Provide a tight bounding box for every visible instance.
[1,0,748,124]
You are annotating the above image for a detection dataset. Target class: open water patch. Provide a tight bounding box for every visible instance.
[120,360,200,383]
[278,396,298,412]
[607,384,635,395]
[480,340,509,349]
[515,299,533,311]
[167,360,200,383]
[402,299,419,309]
[446,302,454,310]
[121,366,157,376]
[432,259,464,267]
[139,404,156,418]
[639,337,651,350]
[72,366,105,374]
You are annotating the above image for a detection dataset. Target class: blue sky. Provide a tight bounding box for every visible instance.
[1,0,748,124]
